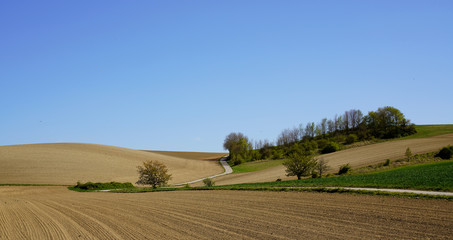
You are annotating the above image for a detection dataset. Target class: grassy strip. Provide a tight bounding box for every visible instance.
[231,159,284,173]
[402,124,453,139]
[223,160,453,191]
[69,181,135,192]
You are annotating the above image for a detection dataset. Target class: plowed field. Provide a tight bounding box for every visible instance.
[0,143,225,185]
[0,186,452,239]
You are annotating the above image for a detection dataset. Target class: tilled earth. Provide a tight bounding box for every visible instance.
[1,186,452,239]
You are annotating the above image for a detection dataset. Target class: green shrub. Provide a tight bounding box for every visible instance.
[338,163,351,175]
[311,171,320,178]
[74,181,134,190]
[321,142,339,154]
[345,134,358,144]
[435,146,453,160]
[383,159,391,166]
[203,178,215,187]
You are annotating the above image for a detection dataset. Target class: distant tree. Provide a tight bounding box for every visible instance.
[316,159,330,177]
[223,132,252,164]
[283,152,317,180]
[364,106,416,138]
[277,127,300,146]
[320,118,328,135]
[305,122,315,138]
[405,147,412,159]
[223,132,247,153]
[327,119,335,133]
[343,111,350,132]
[136,160,172,188]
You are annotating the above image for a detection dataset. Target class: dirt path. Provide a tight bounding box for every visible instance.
[212,133,453,185]
[174,156,232,185]
[0,186,452,239]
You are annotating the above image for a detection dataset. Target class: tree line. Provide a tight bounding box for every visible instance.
[224,106,416,165]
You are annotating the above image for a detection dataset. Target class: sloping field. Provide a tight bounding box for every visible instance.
[145,150,226,161]
[212,133,453,185]
[0,143,224,185]
[0,186,451,239]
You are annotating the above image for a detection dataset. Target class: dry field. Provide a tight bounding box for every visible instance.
[0,186,452,239]
[212,133,453,185]
[0,143,225,185]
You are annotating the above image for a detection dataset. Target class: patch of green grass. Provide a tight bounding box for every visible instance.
[231,159,284,173]
[226,160,453,191]
[69,181,135,192]
[402,124,453,139]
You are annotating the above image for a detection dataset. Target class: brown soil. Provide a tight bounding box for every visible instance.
[212,133,453,185]
[0,143,225,185]
[0,186,451,239]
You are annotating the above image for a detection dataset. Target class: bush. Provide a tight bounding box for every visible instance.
[321,142,339,154]
[383,159,391,166]
[74,181,134,190]
[231,157,243,166]
[405,147,412,159]
[435,146,453,160]
[311,171,320,178]
[345,134,358,144]
[136,160,172,188]
[203,178,215,187]
[338,163,351,175]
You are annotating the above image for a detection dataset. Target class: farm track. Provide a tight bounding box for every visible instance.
[0,186,452,239]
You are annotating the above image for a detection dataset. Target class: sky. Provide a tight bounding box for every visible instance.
[1,1,452,152]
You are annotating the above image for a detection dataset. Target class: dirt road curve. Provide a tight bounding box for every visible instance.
[1,187,452,239]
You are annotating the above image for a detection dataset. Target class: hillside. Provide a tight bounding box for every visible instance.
[0,143,225,185]
[208,133,453,186]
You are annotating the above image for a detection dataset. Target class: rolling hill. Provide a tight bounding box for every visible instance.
[0,143,225,185]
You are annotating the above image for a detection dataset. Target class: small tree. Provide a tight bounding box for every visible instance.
[202,178,215,187]
[405,147,412,159]
[283,153,317,180]
[316,159,330,177]
[136,160,172,188]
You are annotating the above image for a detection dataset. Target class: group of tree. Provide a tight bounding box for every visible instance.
[223,106,416,165]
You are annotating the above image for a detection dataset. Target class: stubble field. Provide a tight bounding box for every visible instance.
[1,186,452,239]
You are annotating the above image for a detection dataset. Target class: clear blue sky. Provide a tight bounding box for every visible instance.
[1,1,452,152]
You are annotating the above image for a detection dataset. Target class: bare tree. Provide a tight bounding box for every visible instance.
[327,119,335,133]
[343,111,350,132]
[277,127,300,146]
[305,122,315,138]
[316,159,330,177]
[320,118,327,135]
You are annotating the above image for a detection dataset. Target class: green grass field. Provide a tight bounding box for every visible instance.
[403,124,453,139]
[225,160,453,191]
[231,159,284,173]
